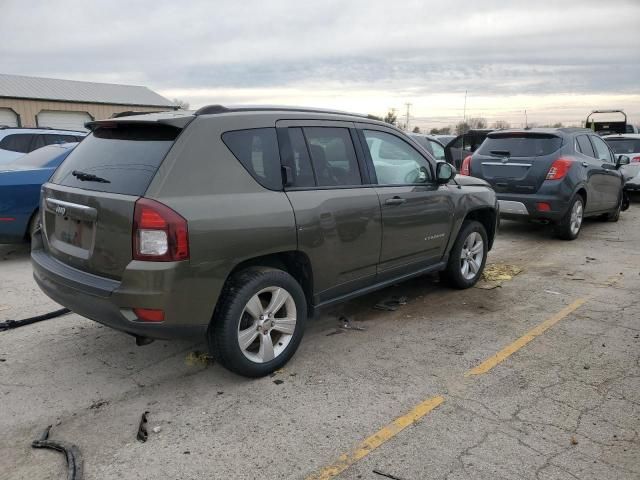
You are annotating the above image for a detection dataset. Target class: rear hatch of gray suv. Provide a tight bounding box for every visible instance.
[469,132,564,194]
[40,121,182,280]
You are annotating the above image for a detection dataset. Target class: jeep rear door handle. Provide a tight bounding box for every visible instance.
[385,197,407,206]
[582,162,589,167]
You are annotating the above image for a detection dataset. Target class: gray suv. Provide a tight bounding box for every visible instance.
[32,106,498,377]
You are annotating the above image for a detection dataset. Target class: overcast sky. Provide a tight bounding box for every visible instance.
[2,0,639,129]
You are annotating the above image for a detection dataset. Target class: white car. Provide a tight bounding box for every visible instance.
[0,127,86,164]
[603,133,640,192]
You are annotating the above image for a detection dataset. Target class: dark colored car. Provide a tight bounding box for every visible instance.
[445,129,493,169]
[0,143,77,243]
[32,106,498,377]
[409,133,446,161]
[463,128,627,240]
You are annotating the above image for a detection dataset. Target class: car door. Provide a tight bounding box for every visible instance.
[357,125,455,279]
[589,135,621,209]
[277,120,382,303]
[575,134,603,211]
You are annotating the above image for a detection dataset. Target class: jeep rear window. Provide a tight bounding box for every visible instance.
[50,123,179,195]
[478,134,563,157]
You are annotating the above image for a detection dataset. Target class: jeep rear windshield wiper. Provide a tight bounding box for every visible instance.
[490,150,511,157]
[71,170,111,183]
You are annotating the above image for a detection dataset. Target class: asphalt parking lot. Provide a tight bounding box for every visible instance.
[1,199,639,480]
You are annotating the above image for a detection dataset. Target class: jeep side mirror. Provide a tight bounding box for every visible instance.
[617,155,630,168]
[436,162,456,184]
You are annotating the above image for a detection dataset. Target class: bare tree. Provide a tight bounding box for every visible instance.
[430,127,452,135]
[455,121,471,135]
[383,109,397,126]
[412,126,421,133]
[492,120,511,129]
[172,98,190,110]
[468,117,487,129]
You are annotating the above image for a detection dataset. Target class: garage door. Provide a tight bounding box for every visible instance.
[37,110,92,131]
[0,108,19,127]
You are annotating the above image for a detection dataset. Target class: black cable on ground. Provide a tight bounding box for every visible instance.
[32,425,83,480]
[0,308,70,332]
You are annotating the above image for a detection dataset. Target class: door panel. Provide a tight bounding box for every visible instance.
[358,127,454,277]
[286,189,381,299]
[376,185,454,275]
[590,135,621,209]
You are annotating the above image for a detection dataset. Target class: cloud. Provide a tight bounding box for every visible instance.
[1,0,639,126]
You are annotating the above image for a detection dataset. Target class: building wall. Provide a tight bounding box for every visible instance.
[0,98,172,127]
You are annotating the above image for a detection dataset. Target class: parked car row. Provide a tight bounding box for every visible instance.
[459,127,628,239]
[0,106,633,378]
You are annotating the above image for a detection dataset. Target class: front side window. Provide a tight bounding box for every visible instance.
[590,136,614,163]
[363,130,432,185]
[303,127,362,187]
[0,133,34,153]
[222,128,282,190]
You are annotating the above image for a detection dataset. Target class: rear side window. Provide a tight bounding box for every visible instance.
[288,127,316,188]
[576,135,595,158]
[0,133,34,153]
[51,123,179,195]
[478,134,563,157]
[222,128,282,190]
[303,127,361,187]
[605,138,640,154]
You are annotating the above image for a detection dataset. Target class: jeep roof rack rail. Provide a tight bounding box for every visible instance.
[194,104,370,119]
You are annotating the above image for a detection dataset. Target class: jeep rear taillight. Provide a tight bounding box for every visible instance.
[133,198,189,261]
[461,155,472,176]
[546,158,573,180]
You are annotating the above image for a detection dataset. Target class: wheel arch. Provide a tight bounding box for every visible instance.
[462,207,497,250]
[222,250,314,317]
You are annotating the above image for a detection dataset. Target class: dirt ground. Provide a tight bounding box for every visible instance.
[1,198,639,480]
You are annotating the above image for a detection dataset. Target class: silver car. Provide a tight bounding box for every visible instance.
[604,134,640,192]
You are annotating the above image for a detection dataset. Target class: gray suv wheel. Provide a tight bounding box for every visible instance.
[209,267,307,377]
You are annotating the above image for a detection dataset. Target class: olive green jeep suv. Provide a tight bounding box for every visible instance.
[32,105,498,377]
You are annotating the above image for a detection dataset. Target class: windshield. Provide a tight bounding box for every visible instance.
[7,144,75,169]
[50,123,179,195]
[478,134,563,157]
[605,138,640,154]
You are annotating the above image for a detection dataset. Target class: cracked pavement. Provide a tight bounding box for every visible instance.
[1,197,639,480]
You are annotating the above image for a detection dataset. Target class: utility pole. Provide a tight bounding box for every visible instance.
[524,110,528,128]
[405,103,412,131]
[463,90,467,123]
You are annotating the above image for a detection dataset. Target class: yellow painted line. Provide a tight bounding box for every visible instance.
[306,395,444,480]
[465,298,587,377]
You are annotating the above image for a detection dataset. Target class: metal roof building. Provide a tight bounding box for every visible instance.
[0,73,177,131]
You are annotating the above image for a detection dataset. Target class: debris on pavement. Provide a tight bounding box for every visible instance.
[476,263,523,289]
[374,296,408,312]
[185,351,214,367]
[152,426,162,434]
[340,316,367,330]
[373,469,406,480]
[32,425,83,480]
[544,290,561,295]
[89,400,108,410]
[136,411,150,443]
[0,308,71,332]
[273,379,284,385]
[571,436,579,445]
